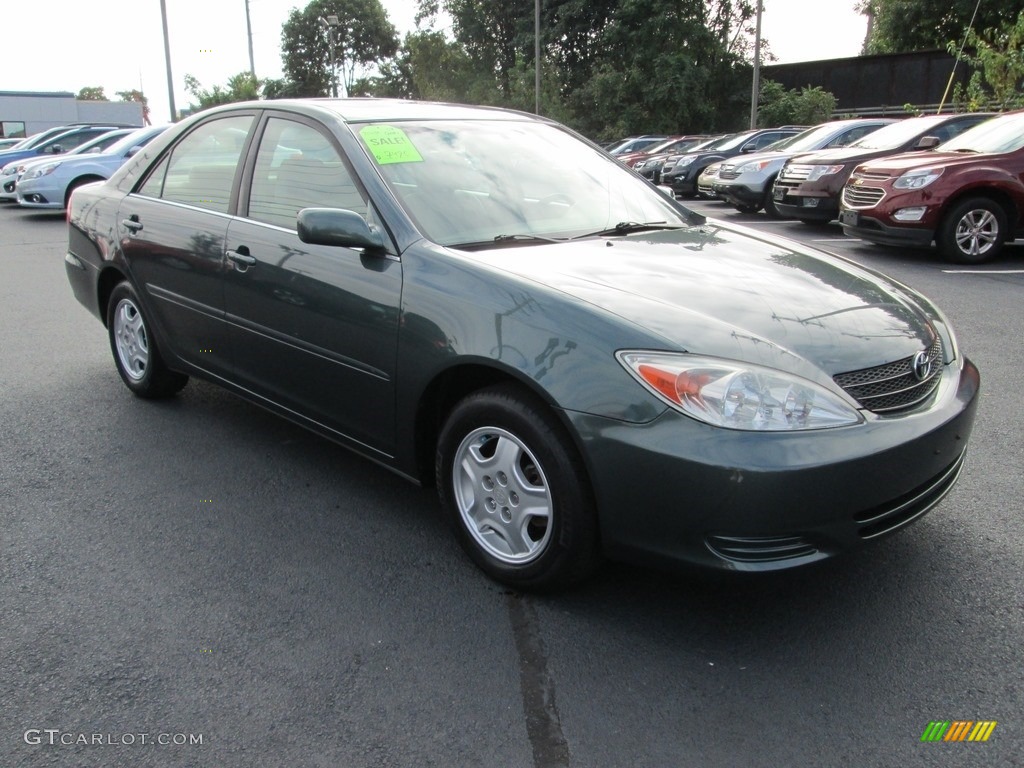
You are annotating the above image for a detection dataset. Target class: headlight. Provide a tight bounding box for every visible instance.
[893,167,943,190]
[618,352,863,431]
[2,164,18,176]
[674,156,696,168]
[806,164,845,181]
[29,162,61,178]
[736,160,772,174]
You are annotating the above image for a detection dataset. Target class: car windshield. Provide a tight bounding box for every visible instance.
[847,117,948,150]
[715,131,758,151]
[781,123,865,153]
[358,120,692,247]
[938,112,1024,154]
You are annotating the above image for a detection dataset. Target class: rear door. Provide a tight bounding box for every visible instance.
[117,113,257,377]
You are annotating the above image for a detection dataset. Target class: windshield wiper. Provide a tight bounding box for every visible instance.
[572,221,684,239]
[950,148,980,153]
[493,233,567,243]
[447,233,566,250]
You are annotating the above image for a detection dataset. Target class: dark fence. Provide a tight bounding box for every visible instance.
[763,50,975,117]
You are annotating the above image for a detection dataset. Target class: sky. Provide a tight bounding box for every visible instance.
[3,1,868,125]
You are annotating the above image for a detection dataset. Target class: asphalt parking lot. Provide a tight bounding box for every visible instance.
[1,199,1021,767]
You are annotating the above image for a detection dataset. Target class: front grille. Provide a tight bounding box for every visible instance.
[855,451,966,539]
[854,171,890,181]
[842,184,885,208]
[834,337,943,413]
[718,164,739,180]
[780,164,813,182]
[706,534,819,564]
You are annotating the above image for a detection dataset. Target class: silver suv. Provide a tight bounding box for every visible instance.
[712,119,893,217]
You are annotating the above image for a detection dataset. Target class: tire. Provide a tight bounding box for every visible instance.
[435,384,601,590]
[937,197,1006,264]
[65,177,100,210]
[762,180,782,218]
[106,281,188,398]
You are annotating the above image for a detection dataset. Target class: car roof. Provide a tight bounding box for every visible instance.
[201,98,547,125]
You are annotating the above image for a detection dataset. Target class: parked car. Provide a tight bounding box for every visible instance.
[662,126,805,197]
[0,123,139,191]
[618,135,707,168]
[0,128,138,201]
[712,118,894,216]
[0,138,22,150]
[840,110,1024,263]
[696,161,724,199]
[65,99,978,589]
[652,135,729,183]
[607,135,670,155]
[17,126,167,209]
[772,113,994,224]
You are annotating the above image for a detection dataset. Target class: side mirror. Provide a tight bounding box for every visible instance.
[296,208,385,252]
[657,185,676,199]
[915,136,941,150]
[740,143,757,153]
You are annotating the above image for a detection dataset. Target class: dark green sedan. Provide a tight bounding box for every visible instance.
[65,99,980,589]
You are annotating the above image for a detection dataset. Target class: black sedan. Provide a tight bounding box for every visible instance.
[65,99,980,590]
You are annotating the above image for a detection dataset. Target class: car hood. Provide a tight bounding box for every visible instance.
[457,224,936,382]
[853,149,1014,175]
[788,144,929,166]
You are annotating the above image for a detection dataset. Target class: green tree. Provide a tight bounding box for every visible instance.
[950,11,1024,111]
[757,81,837,127]
[77,87,107,101]
[860,0,1024,54]
[116,89,152,125]
[184,72,262,112]
[417,0,756,138]
[280,0,399,98]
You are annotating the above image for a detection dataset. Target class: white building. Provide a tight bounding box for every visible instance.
[0,91,144,138]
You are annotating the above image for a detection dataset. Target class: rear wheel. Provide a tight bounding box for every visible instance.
[436,385,601,590]
[937,197,1006,264]
[107,281,188,398]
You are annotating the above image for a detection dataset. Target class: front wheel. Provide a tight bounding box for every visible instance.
[107,281,188,398]
[937,197,1006,264]
[436,385,601,590]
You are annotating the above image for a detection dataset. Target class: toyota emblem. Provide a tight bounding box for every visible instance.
[912,350,933,381]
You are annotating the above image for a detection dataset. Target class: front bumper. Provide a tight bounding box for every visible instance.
[839,209,936,248]
[773,192,839,222]
[713,181,764,207]
[566,357,980,572]
[16,177,62,209]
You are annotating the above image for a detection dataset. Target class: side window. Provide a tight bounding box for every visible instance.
[137,155,170,198]
[247,118,366,230]
[147,116,254,213]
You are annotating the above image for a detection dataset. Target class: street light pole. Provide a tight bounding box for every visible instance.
[160,0,176,121]
[319,15,340,98]
[749,0,763,129]
[244,0,256,78]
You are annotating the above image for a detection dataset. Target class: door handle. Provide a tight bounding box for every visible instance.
[121,217,143,233]
[226,248,256,272]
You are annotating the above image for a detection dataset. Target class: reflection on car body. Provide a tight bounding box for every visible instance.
[65,99,979,590]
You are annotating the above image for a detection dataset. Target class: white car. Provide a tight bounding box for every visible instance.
[0,128,136,202]
[17,126,167,209]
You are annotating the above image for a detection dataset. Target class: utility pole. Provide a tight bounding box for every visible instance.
[160,0,176,121]
[749,0,763,129]
[245,0,257,78]
[319,15,340,98]
[535,0,540,114]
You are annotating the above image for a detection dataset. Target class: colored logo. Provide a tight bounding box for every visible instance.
[921,721,997,742]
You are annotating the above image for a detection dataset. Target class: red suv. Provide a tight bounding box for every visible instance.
[772,113,993,224]
[840,111,1024,263]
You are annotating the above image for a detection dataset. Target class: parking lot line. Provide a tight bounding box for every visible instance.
[942,269,1024,274]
